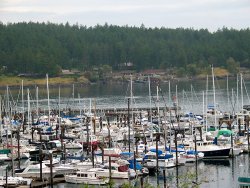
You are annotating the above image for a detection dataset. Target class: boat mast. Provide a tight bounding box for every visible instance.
[36,86,39,119]
[205,75,208,132]
[46,74,50,126]
[72,84,75,115]
[22,80,24,130]
[237,74,239,112]
[211,65,217,128]
[157,85,160,133]
[148,76,152,122]
[241,73,243,110]
[27,88,30,131]
[227,74,230,110]
[203,91,206,132]
[58,86,61,136]
[168,81,172,148]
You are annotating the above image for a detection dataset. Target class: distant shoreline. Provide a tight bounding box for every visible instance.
[0,70,248,89]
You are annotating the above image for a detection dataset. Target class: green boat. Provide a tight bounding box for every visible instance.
[238,177,250,187]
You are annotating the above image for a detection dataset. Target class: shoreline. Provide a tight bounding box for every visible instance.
[0,71,248,89]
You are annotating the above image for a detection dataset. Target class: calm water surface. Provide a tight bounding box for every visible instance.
[2,78,250,114]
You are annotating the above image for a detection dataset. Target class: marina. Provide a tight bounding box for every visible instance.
[0,74,250,188]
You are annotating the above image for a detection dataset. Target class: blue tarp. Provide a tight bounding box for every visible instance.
[158,153,173,159]
[166,147,184,153]
[186,150,198,155]
[120,152,134,157]
[128,159,142,170]
[150,149,163,155]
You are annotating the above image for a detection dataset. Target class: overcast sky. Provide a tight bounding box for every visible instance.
[0,0,249,32]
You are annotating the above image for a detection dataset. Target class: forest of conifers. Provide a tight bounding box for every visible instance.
[0,22,249,76]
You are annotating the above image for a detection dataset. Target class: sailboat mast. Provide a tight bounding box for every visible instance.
[130,75,133,126]
[211,65,217,127]
[58,86,61,128]
[36,86,39,118]
[46,74,50,126]
[205,75,208,131]
[27,88,30,131]
[148,76,152,122]
[22,80,24,126]
[237,74,239,112]
[157,85,160,132]
[227,75,230,110]
[241,73,243,110]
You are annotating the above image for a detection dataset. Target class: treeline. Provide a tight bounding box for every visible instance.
[0,22,249,76]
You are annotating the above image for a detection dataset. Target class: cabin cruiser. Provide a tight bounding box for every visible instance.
[15,163,57,179]
[88,162,136,179]
[65,168,109,185]
[196,140,231,159]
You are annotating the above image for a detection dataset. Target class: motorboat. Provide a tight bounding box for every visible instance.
[65,168,108,185]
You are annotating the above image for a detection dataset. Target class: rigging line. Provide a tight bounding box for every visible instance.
[214,74,222,91]
[242,77,250,104]
[191,85,201,104]
[8,87,18,110]
[183,90,193,112]
[123,79,130,103]
[231,91,237,115]
[13,84,22,108]
[158,86,176,132]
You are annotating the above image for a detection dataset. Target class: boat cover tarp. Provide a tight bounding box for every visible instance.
[150,149,163,155]
[158,153,173,159]
[128,159,142,170]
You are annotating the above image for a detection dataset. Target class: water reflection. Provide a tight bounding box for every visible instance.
[1,79,248,115]
[203,159,230,166]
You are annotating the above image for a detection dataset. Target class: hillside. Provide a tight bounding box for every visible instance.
[0,22,249,77]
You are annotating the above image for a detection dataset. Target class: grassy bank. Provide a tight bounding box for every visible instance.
[0,75,89,87]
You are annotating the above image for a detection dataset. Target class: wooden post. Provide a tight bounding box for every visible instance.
[108,117,111,148]
[245,116,250,153]
[91,145,94,168]
[39,128,43,181]
[144,137,147,155]
[39,146,43,181]
[93,118,96,135]
[195,135,198,184]
[231,133,234,157]
[194,135,197,161]
[163,169,166,188]
[133,151,136,172]
[63,143,66,161]
[174,130,178,166]
[86,120,89,156]
[31,127,34,142]
[17,129,20,169]
[140,176,144,188]
[100,117,102,131]
[61,124,64,152]
[109,156,111,184]
[102,137,104,164]
[176,164,179,187]
[50,153,53,188]
[128,98,130,154]
[55,124,58,139]
[156,133,160,174]
[140,112,142,125]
